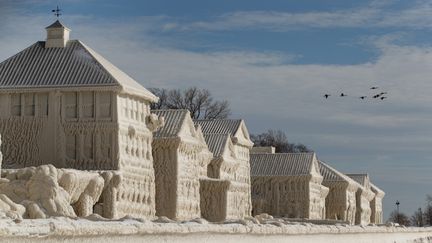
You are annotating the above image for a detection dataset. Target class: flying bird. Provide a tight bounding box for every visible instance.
[359,96,367,100]
[324,94,331,99]
[340,93,347,97]
[380,97,387,100]
[380,92,388,95]
[373,94,381,98]
[371,86,379,90]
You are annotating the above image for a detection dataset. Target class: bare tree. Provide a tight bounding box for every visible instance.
[149,88,168,110]
[410,208,424,227]
[251,130,312,153]
[388,210,410,226]
[423,195,432,226]
[149,87,230,119]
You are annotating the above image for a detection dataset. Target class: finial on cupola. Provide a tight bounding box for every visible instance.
[52,6,62,18]
[45,6,70,48]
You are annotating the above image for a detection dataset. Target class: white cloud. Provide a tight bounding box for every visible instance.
[164,1,432,31]
[2,13,432,154]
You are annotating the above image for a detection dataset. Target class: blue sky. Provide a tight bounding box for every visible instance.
[2,0,432,220]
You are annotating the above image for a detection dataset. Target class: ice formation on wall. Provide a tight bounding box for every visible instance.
[0,165,104,219]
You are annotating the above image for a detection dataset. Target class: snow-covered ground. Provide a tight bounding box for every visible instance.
[0,217,432,243]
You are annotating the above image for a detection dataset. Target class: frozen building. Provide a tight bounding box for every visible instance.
[319,161,359,224]
[347,174,375,225]
[250,152,329,219]
[0,20,163,219]
[151,109,213,220]
[195,119,253,221]
[370,183,385,224]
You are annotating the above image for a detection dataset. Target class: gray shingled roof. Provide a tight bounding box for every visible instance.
[319,161,359,187]
[203,133,230,157]
[46,20,67,29]
[0,41,115,88]
[152,109,188,138]
[194,119,242,136]
[346,174,369,187]
[0,39,157,101]
[319,161,347,181]
[250,153,315,176]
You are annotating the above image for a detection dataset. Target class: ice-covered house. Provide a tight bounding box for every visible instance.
[370,183,385,224]
[0,21,163,219]
[346,174,375,225]
[197,133,244,221]
[318,161,359,224]
[250,152,329,219]
[151,109,213,220]
[194,119,253,221]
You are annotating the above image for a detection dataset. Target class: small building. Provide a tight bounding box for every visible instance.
[0,21,162,219]
[346,174,375,225]
[250,152,329,219]
[194,119,254,221]
[198,133,250,221]
[151,109,213,220]
[318,161,359,224]
[370,183,385,224]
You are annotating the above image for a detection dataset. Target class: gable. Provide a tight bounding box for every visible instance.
[194,124,209,146]
[233,120,254,148]
[222,135,237,160]
[178,112,200,141]
[309,154,321,177]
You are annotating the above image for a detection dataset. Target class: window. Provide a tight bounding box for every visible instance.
[98,92,111,118]
[11,94,21,116]
[84,133,93,159]
[82,92,94,118]
[66,134,76,159]
[65,93,77,119]
[24,93,35,116]
[38,93,49,116]
[101,133,112,159]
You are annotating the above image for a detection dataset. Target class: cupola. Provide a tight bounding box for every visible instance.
[45,20,70,48]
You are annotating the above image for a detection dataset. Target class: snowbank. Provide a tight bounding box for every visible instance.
[0,217,431,243]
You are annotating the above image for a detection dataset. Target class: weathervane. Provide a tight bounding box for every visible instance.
[52,6,62,18]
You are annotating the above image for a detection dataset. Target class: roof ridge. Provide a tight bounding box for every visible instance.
[319,160,352,182]
[203,133,231,136]
[152,109,189,112]
[251,152,314,155]
[75,40,118,85]
[195,118,242,122]
[78,41,158,101]
[346,173,369,176]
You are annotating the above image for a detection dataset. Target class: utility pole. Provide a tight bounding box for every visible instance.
[418,207,423,227]
[396,200,400,224]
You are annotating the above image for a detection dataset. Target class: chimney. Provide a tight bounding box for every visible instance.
[45,20,70,48]
[250,146,276,154]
